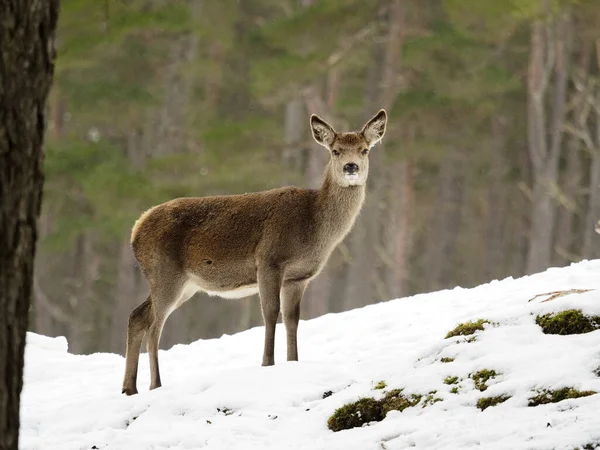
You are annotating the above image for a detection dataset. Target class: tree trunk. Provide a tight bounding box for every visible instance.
[484,116,509,280]
[345,0,405,308]
[0,1,59,448]
[582,42,600,259]
[526,13,570,274]
[426,149,465,291]
[555,42,591,264]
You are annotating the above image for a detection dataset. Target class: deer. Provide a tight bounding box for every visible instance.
[121,109,387,395]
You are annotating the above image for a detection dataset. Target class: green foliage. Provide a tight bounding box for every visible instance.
[443,376,459,385]
[423,391,443,407]
[380,389,422,415]
[327,388,424,432]
[535,310,600,335]
[470,369,498,392]
[528,387,596,407]
[446,319,490,338]
[374,380,387,390]
[327,398,384,432]
[450,386,459,394]
[477,395,511,411]
[441,357,455,363]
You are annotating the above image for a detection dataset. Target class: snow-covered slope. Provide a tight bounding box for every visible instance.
[21,261,600,450]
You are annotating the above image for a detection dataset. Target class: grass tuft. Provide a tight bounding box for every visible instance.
[327,388,424,431]
[470,369,498,392]
[374,380,387,390]
[446,319,490,339]
[477,395,510,411]
[423,391,443,407]
[381,389,422,415]
[443,376,459,385]
[535,309,600,335]
[327,398,384,432]
[528,387,596,407]
[440,357,455,363]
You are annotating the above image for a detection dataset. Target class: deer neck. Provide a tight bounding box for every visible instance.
[315,162,366,243]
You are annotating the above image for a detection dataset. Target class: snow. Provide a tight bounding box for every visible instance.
[20,260,600,450]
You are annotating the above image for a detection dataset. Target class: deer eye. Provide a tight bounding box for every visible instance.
[332,150,340,156]
[361,148,369,155]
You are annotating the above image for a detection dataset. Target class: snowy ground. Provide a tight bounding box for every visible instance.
[21,260,600,450]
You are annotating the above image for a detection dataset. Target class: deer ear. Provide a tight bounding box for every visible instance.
[362,109,387,147]
[310,114,336,148]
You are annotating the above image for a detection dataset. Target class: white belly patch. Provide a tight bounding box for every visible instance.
[185,274,259,300]
[204,285,259,299]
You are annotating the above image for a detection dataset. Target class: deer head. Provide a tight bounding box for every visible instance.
[310,109,387,187]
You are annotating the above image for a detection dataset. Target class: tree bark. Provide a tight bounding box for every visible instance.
[526,13,570,274]
[0,1,59,448]
[426,149,465,291]
[484,116,509,280]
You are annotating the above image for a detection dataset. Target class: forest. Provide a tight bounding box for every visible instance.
[33,0,600,355]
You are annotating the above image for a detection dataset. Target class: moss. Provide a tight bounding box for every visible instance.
[471,369,498,392]
[327,389,425,431]
[450,386,459,394]
[477,395,510,411]
[578,444,600,450]
[327,398,384,432]
[446,319,490,339]
[423,391,442,407]
[440,357,455,363]
[528,387,597,407]
[381,389,422,414]
[374,380,387,390]
[443,376,459,385]
[535,309,600,335]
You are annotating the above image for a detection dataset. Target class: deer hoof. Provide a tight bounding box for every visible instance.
[122,387,138,396]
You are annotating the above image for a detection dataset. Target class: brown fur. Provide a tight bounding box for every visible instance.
[121,110,387,395]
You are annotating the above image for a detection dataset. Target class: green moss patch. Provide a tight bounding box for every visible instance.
[477,395,510,411]
[381,389,422,414]
[440,357,455,363]
[450,386,459,394]
[446,319,490,339]
[327,389,423,432]
[471,369,498,392]
[575,443,600,450]
[327,398,384,432]
[535,309,600,335]
[374,380,387,390]
[528,387,597,407]
[443,376,459,385]
[423,391,443,407]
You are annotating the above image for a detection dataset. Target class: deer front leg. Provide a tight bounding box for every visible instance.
[258,264,283,366]
[281,281,307,362]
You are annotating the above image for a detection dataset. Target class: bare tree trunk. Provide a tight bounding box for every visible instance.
[484,117,509,280]
[0,1,58,447]
[556,42,591,264]
[526,12,570,274]
[582,42,600,258]
[346,0,406,308]
[426,150,465,291]
[69,232,101,354]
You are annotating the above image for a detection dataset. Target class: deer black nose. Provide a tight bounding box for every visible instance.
[343,163,359,175]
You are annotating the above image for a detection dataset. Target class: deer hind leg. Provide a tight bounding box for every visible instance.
[281,280,307,362]
[122,297,153,396]
[258,263,283,367]
[146,273,193,391]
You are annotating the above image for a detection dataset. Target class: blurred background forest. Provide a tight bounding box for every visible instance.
[34,0,600,355]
